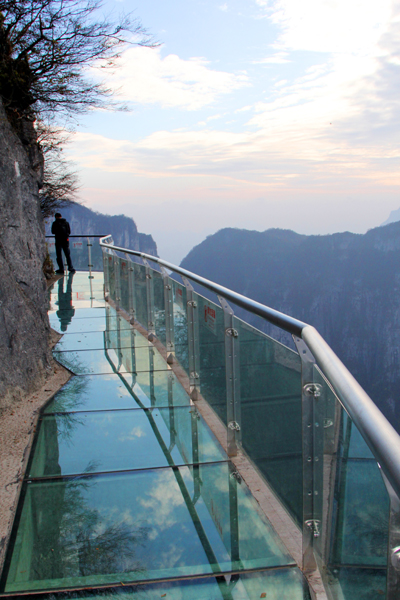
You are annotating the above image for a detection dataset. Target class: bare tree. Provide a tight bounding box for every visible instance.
[35,122,79,218]
[0,0,157,213]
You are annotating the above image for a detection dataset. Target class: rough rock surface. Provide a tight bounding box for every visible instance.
[0,102,51,409]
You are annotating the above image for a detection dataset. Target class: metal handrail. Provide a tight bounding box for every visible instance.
[45,235,108,238]
[99,235,400,499]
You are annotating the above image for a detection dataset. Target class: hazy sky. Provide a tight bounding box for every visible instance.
[66,0,400,263]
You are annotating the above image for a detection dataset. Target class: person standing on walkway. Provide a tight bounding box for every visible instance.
[51,212,76,274]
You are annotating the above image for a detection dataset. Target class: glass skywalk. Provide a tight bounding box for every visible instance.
[0,272,310,599]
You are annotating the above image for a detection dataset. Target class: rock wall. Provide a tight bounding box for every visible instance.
[0,103,51,410]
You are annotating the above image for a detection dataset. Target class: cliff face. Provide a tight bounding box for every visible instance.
[0,103,51,409]
[181,224,400,431]
[45,202,158,270]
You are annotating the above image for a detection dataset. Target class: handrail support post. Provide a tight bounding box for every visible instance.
[182,277,200,401]
[381,471,400,598]
[161,267,175,364]
[293,335,324,574]
[114,254,121,311]
[125,253,136,325]
[219,296,241,457]
[142,258,155,337]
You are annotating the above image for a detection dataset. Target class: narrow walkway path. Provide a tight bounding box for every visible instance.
[0,272,310,599]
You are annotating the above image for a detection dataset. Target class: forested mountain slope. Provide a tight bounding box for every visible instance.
[181,223,400,430]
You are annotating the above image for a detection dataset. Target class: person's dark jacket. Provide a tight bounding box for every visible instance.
[52,218,71,241]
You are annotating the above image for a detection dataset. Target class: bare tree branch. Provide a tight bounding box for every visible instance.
[0,0,158,217]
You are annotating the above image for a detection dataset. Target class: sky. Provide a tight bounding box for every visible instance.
[66,0,400,263]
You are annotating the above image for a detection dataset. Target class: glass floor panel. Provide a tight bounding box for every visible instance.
[3,463,295,593]
[50,291,105,303]
[44,372,191,414]
[50,318,107,334]
[29,407,227,477]
[53,347,171,375]
[49,308,106,320]
[54,331,154,352]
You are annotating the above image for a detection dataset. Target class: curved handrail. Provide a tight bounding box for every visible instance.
[45,234,108,238]
[99,235,400,499]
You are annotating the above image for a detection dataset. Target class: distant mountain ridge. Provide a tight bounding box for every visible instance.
[382,206,400,226]
[45,202,158,270]
[181,222,400,431]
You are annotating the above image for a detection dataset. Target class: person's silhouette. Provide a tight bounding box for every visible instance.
[56,273,75,331]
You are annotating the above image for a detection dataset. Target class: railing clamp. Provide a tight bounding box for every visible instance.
[305,519,321,538]
[303,383,322,398]
[187,300,197,308]
[190,371,200,379]
[146,273,152,280]
[391,546,400,570]
[230,471,242,484]
[228,421,241,432]
[189,408,201,421]
[165,284,172,291]
[225,327,238,338]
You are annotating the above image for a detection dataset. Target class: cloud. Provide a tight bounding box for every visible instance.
[254,52,291,64]
[104,46,249,111]
[260,0,393,54]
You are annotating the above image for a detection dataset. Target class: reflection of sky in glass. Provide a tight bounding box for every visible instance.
[44,372,190,414]
[5,270,310,597]
[7,464,293,593]
[53,346,170,375]
[30,407,227,477]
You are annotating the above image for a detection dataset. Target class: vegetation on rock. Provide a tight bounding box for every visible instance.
[0,0,156,214]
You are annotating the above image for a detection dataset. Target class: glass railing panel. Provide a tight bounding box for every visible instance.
[311,366,390,600]
[47,237,88,271]
[171,279,189,372]
[153,270,166,346]
[232,316,303,525]
[133,262,148,329]
[196,294,227,425]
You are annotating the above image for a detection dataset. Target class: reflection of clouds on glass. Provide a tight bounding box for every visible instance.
[118,426,147,443]
[139,470,185,530]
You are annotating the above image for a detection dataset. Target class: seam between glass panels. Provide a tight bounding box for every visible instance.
[43,404,194,415]
[25,459,230,482]
[0,564,300,598]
